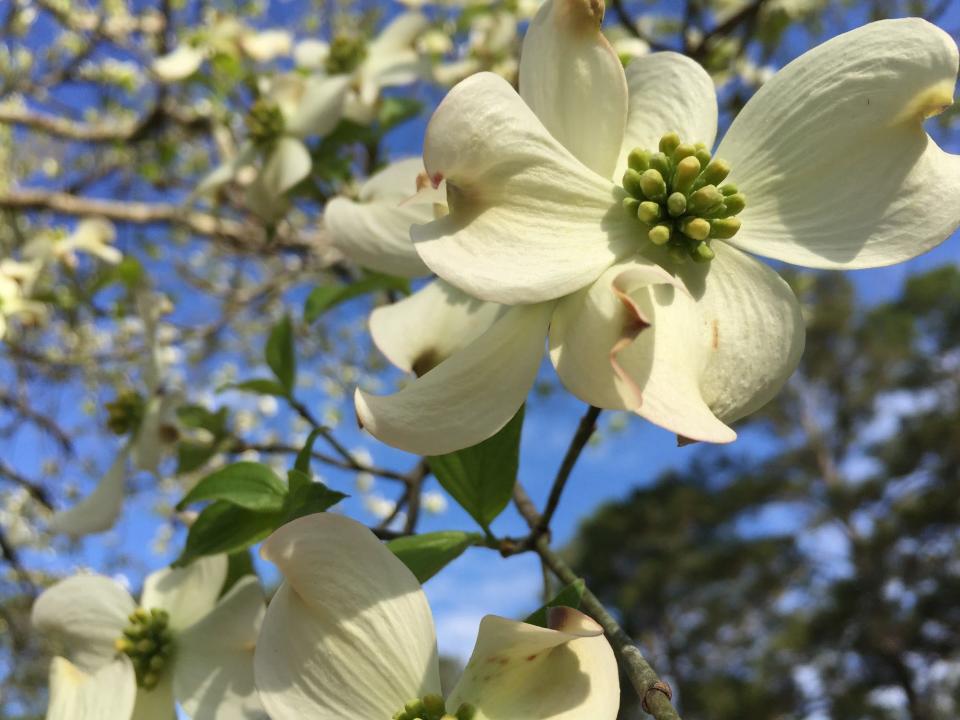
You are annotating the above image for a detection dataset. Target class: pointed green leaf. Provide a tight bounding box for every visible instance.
[524,579,587,628]
[427,406,525,531]
[281,474,347,523]
[303,273,410,323]
[265,315,296,394]
[387,531,481,583]
[174,501,280,567]
[220,378,288,397]
[176,462,287,512]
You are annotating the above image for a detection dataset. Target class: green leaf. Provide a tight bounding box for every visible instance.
[221,550,256,597]
[387,531,480,583]
[177,462,287,512]
[174,501,280,566]
[524,579,587,628]
[294,429,323,474]
[427,406,525,531]
[220,378,288,397]
[265,315,296,394]
[176,405,229,437]
[177,440,218,475]
[281,475,347,524]
[378,97,422,131]
[304,273,410,323]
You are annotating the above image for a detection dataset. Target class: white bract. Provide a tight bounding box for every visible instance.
[50,291,183,536]
[32,555,265,720]
[353,0,960,455]
[254,513,620,720]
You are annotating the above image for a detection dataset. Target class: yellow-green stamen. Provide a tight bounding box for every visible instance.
[114,607,175,689]
[392,694,476,720]
[105,390,145,436]
[248,98,286,149]
[621,132,745,263]
[325,34,368,75]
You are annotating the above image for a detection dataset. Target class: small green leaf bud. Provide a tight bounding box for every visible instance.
[722,193,746,215]
[648,224,672,246]
[149,655,165,671]
[627,148,651,172]
[622,197,640,216]
[667,192,687,217]
[649,152,672,179]
[700,159,731,186]
[693,242,716,262]
[136,639,155,654]
[709,217,742,239]
[658,132,681,156]
[673,156,701,193]
[622,169,645,198]
[695,147,712,168]
[690,185,724,214]
[637,201,661,225]
[720,183,739,196]
[114,638,133,653]
[143,672,158,690]
[681,218,711,241]
[423,695,446,715]
[672,143,696,161]
[455,703,477,720]
[405,699,426,714]
[639,169,667,202]
[133,608,150,622]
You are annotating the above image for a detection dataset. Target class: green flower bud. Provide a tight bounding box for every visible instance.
[648,224,672,246]
[694,147,712,168]
[423,695,446,715]
[667,192,687,217]
[709,217,742,239]
[658,132,681,156]
[622,197,640,216]
[673,156,701,193]
[142,672,158,690]
[621,169,644,198]
[672,143,696,161]
[627,148,651,172]
[681,218,711,241]
[639,169,667,202]
[637,201,661,225]
[455,703,477,720]
[700,159,731,186]
[693,242,716,263]
[720,182,739,196]
[149,655,165,671]
[136,639,155,654]
[722,192,746,215]
[690,185,724,214]
[649,152,672,179]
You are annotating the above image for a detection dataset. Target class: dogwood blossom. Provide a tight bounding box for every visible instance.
[254,513,619,719]
[354,1,959,454]
[32,555,265,720]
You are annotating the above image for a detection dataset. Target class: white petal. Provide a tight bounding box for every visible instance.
[364,12,429,88]
[448,608,619,720]
[131,394,178,474]
[326,158,433,277]
[293,39,329,69]
[47,657,136,720]
[193,143,258,197]
[549,258,679,410]
[718,18,960,269]
[32,575,134,671]
[615,243,804,441]
[48,445,131,537]
[240,30,293,62]
[615,52,718,179]
[371,279,507,375]
[140,555,227,633]
[175,577,266,720]
[355,301,551,455]
[519,0,628,178]
[414,72,634,304]
[259,137,312,197]
[255,514,440,720]
[284,75,350,139]
[152,44,205,82]
[66,218,120,264]
[131,674,175,720]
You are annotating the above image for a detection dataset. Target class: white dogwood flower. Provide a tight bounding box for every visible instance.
[354,1,959,454]
[33,556,265,720]
[254,513,619,720]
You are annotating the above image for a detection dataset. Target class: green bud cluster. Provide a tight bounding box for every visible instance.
[114,607,175,690]
[325,34,368,75]
[105,390,145,436]
[248,98,286,149]
[621,132,746,263]
[392,694,476,720]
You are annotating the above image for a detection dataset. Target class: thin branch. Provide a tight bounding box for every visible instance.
[0,188,330,255]
[232,440,412,483]
[690,0,769,60]
[0,459,52,509]
[533,405,601,538]
[0,391,73,454]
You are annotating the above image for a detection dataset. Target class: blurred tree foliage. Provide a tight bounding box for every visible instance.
[570,265,960,720]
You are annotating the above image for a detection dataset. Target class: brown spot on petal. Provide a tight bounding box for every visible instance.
[411,349,442,377]
[711,319,719,351]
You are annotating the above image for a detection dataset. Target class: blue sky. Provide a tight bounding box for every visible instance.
[9,0,959,685]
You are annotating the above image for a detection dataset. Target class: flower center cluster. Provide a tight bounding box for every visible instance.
[105,389,145,436]
[325,34,368,75]
[620,132,745,263]
[392,694,476,720]
[248,98,286,149]
[114,607,175,690]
